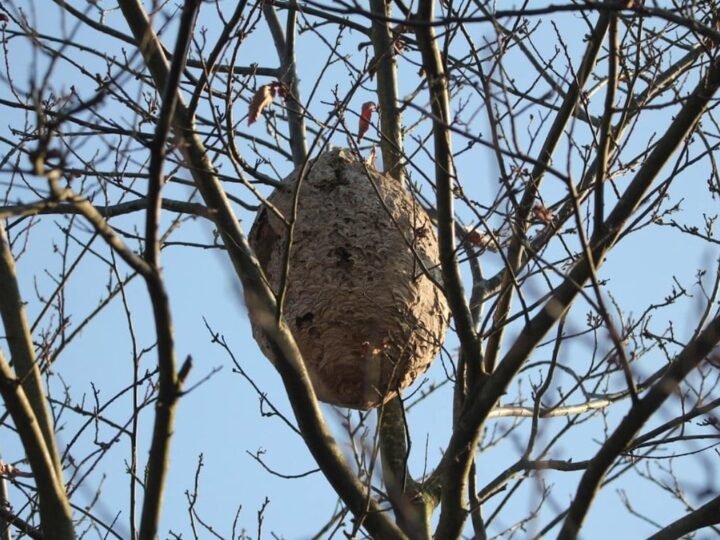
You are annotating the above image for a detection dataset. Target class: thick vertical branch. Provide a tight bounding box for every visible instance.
[138,272,181,540]
[414,0,482,384]
[55,3,201,536]
[0,224,65,482]
[593,15,618,241]
[263,1,308,166]
[369,7,416,529]
[413,2,483,534]
[379,398,434,539]
[369,0,404,182]
[1,158,76,539]
[0,351,74,540]
[135,3,201,536]
[0,464,9,540]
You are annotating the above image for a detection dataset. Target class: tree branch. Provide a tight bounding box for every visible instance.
[0,198,214,221]
[0,351,74,540]
[369,0,404,182]
[138,1,201,536]
[379,397,433,539]
[145,0,200,266]
[0,223,66,484]
[646,493,720,540]
[413,1,484,534]
[0,502,43,540]
[263,1,308,165]
[116,2,405,537]
[414,0,482,386]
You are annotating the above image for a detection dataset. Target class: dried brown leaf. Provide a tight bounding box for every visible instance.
[532,204,554,224]
[357,101,376,142]
[248,84,276,125]
[465,230,493,249]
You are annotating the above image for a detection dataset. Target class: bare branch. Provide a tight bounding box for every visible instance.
[369,0,404,181]
[0,350,73,539]
[0,223,67,496]
[647,493,720,540]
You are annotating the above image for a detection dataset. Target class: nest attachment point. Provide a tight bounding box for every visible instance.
[247,148,449,409]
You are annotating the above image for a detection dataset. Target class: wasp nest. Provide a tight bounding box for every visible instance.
[247,148,449,409]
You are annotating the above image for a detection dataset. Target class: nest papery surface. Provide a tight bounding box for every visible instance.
[248,148,449,409]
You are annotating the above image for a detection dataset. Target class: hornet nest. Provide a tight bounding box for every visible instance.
[246,148,449,409]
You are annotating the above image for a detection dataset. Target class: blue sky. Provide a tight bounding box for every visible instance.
[2,1,719,539]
